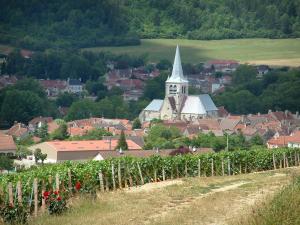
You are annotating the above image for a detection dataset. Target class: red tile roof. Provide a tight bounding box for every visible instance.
[7,123,28,137]
[0,133,17,151]
[267,131,300,146]
[46,140,142,152]
[39,80,67,90]
[68,126,94,137]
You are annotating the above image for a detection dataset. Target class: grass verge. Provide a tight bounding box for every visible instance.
[237,174,300,225]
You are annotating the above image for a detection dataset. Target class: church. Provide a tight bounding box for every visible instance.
[139,46,218,122]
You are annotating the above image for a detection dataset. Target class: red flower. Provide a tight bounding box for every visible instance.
[43,191,50,199]
[54,190,59,195]
[57,196,62,201]
[75,181,81,190]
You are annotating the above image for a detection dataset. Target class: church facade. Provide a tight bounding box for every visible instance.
[139,46,218,122]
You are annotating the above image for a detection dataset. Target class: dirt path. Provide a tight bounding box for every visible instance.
[141,171,292,225]
[143,181,250,225]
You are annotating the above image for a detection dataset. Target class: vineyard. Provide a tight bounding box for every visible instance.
[0,147,300,223]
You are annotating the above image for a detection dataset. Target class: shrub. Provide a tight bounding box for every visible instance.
[0,204,29,224]
[44,190,67,215]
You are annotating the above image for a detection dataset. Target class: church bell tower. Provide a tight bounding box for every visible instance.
[165,45,189,118]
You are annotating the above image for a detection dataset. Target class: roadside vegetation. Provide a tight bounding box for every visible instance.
[238,174,300,225]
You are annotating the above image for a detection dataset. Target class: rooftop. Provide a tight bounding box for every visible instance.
[45,140,142,151]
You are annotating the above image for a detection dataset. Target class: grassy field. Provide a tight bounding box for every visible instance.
[83,38,300,66]
[28,167,300,225]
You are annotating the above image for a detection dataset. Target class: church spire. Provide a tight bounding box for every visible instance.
[166,45,188,83]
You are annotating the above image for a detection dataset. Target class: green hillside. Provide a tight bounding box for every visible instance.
[1,0,300,50]
[84,38,300,66]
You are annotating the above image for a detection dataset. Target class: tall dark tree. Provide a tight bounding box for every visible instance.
[115,130,128,150]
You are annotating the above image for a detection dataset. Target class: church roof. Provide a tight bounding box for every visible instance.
[181,94,217,115]
[144,99,163,112]
[181,96,206,115]
[166,45,188,83]
[199,94,218,111]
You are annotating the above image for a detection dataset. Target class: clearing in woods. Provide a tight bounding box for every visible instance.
[29,167,300,225]
[83,38,300,66]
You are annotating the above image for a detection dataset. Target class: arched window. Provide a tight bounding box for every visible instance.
[169,84,177,94]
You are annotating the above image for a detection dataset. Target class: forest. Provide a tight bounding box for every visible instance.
[213,66,300,114]
[0,0,299,50]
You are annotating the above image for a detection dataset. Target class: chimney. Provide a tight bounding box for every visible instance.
[257,112,260,116]
[296,111,299,118]
[268,109,272,114]
[285,110,288,116]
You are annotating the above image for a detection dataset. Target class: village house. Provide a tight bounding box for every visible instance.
[67,78,83,94]
[256,65,270,78]
[28,116,53,132]
[7,123,29,139]
[39,79,67,97]
[204,60,239,73]
[0,132,17,155]
[267,130,300,149]
[123,89,143,101]
[0,75,18,89]
[28,140,142,163]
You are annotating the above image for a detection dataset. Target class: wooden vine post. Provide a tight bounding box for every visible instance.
[162,167,166,181]
[211,158,214,176]
[8,182,13,207]
[68,169,72,191]
[34,178,38,217]
[176,164,179,178]
[55,173,60,191]
[221,159,225,176]
[99,170,105,192]
[185,161,188,177]
[283,153,286,168]
[273,153,276,170]
[154,168,157,182]
[198,159,201,177]
[17,181,22,206]
[111,163,116,190]
[105,176,109,191]
[41,180,46,212]
[227,158,231,176]
[137,162,144,185]
[118,161,122,189]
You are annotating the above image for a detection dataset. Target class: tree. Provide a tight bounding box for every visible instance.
[144,124,181,149]
[33,148,47,164]
[250,134,264,146]
[65,99,98,121]
[51,123,69,140]
[56,92,78,107]
[156,59,172,70]
[36,123,49,140]
[0,156,14,171]
[70,128,112,140]
[34,148,41,164]
[232,65,257,85]
[132,118,142,129]
[39,153,47,164]
[115,130,128,150]
[0,90,45,125]
[16,146,31,159]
